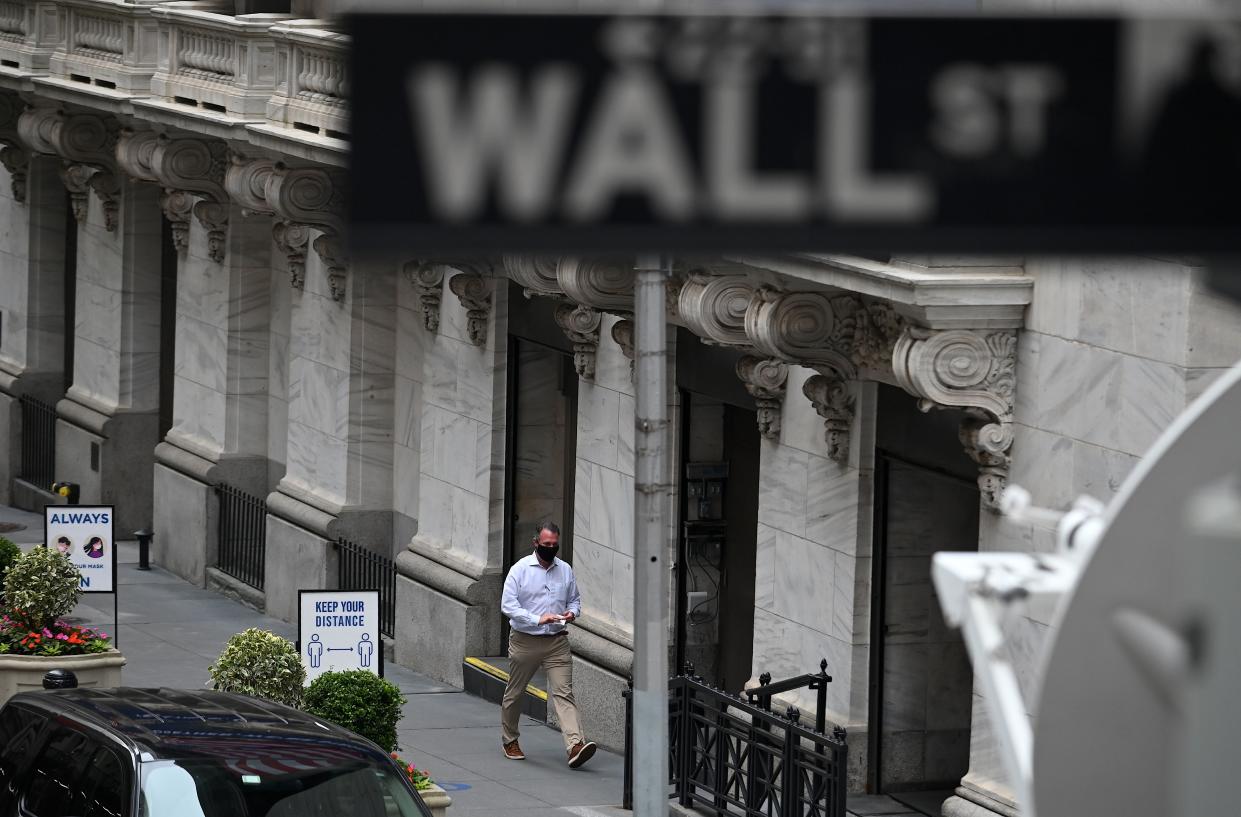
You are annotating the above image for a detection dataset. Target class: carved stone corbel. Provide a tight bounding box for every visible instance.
[88,170,121,232]
[611,319,636,382]
[59,163,92,224]
[503,255,562,299]
[403,262,445,331]
[678,270,755,347]
[556,257,633,313]
[0,95,26,203]
[448,272,491,346]
[803,369,855,462]
[159,190,194,253]
[555,304,602,380]
[224,154,276,217]
[273,221,311,289]
[115,129,160,183]
[735,356,789,441]
[0,146,28,202]
[892,327,1017,510]
[149,136,229,262]
[266,163,348,300]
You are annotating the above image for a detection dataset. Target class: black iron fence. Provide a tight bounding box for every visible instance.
[215,484,267,590]
[18,394,57,489]
[334,537,396,639]
[624,664,848,817]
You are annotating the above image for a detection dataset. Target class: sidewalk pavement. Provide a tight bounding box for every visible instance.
[2,503,931,817]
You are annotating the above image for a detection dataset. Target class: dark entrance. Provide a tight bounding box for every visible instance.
[869,384,979,809]
[674,330,761,694]
[500,283,579,652]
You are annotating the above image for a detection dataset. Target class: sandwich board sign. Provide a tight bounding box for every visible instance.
[349,10,1241,254]
[298,589,382,683]
[44,505,116,593]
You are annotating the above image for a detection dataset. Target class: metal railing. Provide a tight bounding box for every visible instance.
[18,394,57,489]
[624,663,848,817]
[215,484,267,591]
[334,537,395,639]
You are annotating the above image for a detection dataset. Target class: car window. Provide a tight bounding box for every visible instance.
[79,744,130,817]
[0,707,48,813]
[20,723,91,817]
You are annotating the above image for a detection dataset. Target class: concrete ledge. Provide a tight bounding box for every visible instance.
[266,489,336,539]
[395,573,499,686]
[12,477,61,516]
[206,566,265,613]
[569,618,633,678]
[942,783,1018,817]
[461,657,547,722]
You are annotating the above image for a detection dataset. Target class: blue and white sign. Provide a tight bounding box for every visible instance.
[298,589,381,683]
[44,505,115,593]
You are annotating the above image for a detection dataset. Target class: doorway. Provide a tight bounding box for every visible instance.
[869,385,979,805]
[500,335,578,651]
[673,331,762,693]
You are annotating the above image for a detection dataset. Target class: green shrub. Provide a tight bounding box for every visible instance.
[0,537,21,590]
[209,628,306,708]
[304,670,406,752]
[4,545,81,628]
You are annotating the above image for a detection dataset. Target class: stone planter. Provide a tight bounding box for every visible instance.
[0,650,126,706]
[420,782,452,817]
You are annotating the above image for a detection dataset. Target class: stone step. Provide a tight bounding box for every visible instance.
[462,656,548,722]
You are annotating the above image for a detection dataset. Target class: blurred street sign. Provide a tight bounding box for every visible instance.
[348,12,1241,254]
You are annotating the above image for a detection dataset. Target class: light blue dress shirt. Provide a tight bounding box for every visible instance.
[501,553,582,635]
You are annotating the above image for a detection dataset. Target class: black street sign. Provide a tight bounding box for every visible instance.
[348,12,1241,254]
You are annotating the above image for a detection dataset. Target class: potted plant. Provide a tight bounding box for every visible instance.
[208,628,306,707]
[0,545,124,705]
[303,670,451,815]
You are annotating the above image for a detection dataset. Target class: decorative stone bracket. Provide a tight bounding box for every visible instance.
[403,261,445,331]
[555,303,603,380]
[735,356,789,442]
[273,221,311,289]
[0,94,27,204]
[20,108,120,229]
[611,319,635,382]
[802,370,855,462]
[448,272,492,346]
[892,327,1017,510]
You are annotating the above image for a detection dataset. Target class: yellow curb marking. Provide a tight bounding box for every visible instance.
[464,656,549,701]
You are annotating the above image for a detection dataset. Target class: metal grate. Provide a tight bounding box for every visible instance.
[624,666,848,817]
[334,538,396,639]
[18,394,57,489]
[215,484,267,590]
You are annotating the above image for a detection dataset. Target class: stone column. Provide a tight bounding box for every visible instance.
[53,173,163,534]
[395,263,508,686]
[0,153,68,506]
[151,201,275,587]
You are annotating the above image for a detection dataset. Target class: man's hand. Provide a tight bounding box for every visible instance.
[539,613,565,625]
[561,611,576,623]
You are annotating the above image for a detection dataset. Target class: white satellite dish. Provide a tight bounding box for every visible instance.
[1032,361,1241,817]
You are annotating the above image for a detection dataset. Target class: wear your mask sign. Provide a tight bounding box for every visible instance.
[44,505,115,593]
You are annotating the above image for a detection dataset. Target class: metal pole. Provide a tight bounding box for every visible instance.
[633,254,670,817]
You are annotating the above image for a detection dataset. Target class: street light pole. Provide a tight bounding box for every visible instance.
[632,253,671,817]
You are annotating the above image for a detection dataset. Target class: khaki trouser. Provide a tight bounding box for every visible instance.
[501,631,582,751]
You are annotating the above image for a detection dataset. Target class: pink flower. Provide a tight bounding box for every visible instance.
[55,633,68,641]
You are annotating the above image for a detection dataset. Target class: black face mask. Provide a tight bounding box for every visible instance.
[535,544,558,563]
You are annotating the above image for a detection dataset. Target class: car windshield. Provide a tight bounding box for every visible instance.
[138,756,429,817]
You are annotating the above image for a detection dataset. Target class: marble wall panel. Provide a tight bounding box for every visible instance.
[578,383,620,469]
[174,318,228,395]
[287,357,349,439]
[1186,270,1241,367]
[595,315,635,395]
[805,459,862,556]
[590,464,635,556]
[571,536,613,622]
[574,458,594,543]
[772,531,835,633]
[285,419,348,504]
[1184,366,1232,404]
[779,365,829,457]
[617,392,635,475]
[418,403,479,493]
[757,444,808,537]
[610,550,634,629]
[832,549,857,643]
[171,375,227,454]
[394,375,421,450]
[393,443,420,523]
[449,481,489,566]
[71,339,120,409]
[754,522,777,609]
[800,626,853,720]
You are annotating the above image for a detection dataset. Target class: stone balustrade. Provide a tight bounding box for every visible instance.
[149,1,292,119]
[46,0,163,94]
[266,20,347,141]
[0,1,64,76]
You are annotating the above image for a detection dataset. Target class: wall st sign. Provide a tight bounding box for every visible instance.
[349,12,1241,253]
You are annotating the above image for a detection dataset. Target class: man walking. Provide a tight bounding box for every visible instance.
[500,522,597,769]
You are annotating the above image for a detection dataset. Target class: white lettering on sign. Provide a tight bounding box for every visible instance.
[931,63,1064,159]
[406,61,937,223]
[408,64,579,221]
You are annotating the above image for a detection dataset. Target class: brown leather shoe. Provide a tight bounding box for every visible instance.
[503,740,525,760]
[567,740,597,768]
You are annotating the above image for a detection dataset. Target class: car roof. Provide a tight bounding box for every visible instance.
[10,688,387,764]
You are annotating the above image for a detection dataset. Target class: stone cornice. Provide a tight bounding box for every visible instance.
[725,253,1032,329]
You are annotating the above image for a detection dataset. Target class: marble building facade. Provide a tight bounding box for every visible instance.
[2,4,1241,817]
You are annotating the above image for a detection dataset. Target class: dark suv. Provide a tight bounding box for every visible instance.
[0,687,432,817]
